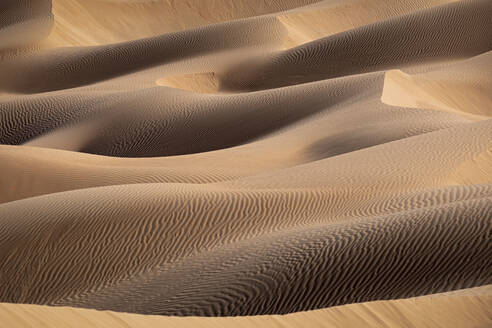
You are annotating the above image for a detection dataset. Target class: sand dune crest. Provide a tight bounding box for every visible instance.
[0,0,491,325]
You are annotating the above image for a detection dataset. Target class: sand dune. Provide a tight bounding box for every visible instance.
[60,190,492,315]
[0,0,491,326]
[382,51,492,119]
[277,0,459,47]
[46,0,319,47]
[0,78,470,202]
[221,0,492,90]
[2,286,492,328]
[45,0,459,49]
[0,16,286,93]
[1,121,491,311]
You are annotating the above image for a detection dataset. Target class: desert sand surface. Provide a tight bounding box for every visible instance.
[0,0,491,326]
[1,285,491,328]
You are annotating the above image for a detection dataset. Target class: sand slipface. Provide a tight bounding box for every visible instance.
[0,0,491,326]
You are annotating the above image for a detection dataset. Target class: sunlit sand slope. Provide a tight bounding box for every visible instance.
[1,121,491,314]
[0,0,491,322]
[382,51,492,119]
[221,0,491,90]
[1,286,491,328]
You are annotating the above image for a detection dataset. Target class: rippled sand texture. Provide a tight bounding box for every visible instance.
[1,0,491,325]
[1,286,491,328]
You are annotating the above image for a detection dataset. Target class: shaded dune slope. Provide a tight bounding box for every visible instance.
[0,0,53,54]
[67,195,491,315]
[0,0,491,321]
[1,73,377,152]
[0,286,492,328]
[0,16,286,94]
[1,121,491,313]
[221,0,492,90]
[1,184,490,314]
[0,92,470,202]
[1,286,491,328]
[0,70,472,158]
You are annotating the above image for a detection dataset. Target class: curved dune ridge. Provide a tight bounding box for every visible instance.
[382,51,492,120]
[1,286,492,328]
[0,0,491,325]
